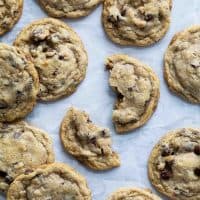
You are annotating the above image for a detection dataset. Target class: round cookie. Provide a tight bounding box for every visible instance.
[0,121,54,192]
[105,54,160,133]
[60,107,120,170]
[164,26,200,104]
[38,0,102,18]
[7,163,91,200]
[107,188,161,200]
[148,128,200,200]
[0,0,23,35]
[0,43,39,122]
[102,0,172,46]
[14,18,88,101]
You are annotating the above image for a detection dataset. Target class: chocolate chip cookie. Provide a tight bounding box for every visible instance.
[0,0,23,35]
[164,26,200,104]
[0,43,39,122]
[102,0,172,46]
[105,54,160,133]
[0,121,54,193]
[148,128,200,200]
[7,163,91,200]
[60,107,120,170]
[108,188,161,200]
[14,18,88,101]
[38,0,102,18]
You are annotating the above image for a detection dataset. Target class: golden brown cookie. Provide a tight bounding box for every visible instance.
[0,43,39,122]
[164,26,200,104]
[7,163,91,200]
[148,128,200,200]
[0,0,23,35]
[0,121,54,193]
[38,0,102,18]
[105,54,160,133]
[60,107,120,170]
[107,188,161,200]
[102,0,172,46]
[14,18,88,101]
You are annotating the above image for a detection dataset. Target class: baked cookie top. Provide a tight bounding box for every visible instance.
[164,26,200,104]
[14,18,88,101]
[102,0,172,46]
[105,54,160,133]
[0,121,54,193]
[38,0,102,18]
[60,107,120,170]
[148,128,200,200]
[7,163,91,200]
[107,188,161,200]
[0,0,23,35]
[0,43,39,122]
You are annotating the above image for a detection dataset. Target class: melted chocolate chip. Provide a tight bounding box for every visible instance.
[0,171,13,184]
[90,137,97,145]
[194,168,200,177]
[194,145,200,155]
[121,9,126,16]
[128,87,133,92]
[59,55,64,60]
[101,130,107,137]
[160,161,173,180]
[0,103,8,109]
[145,14,154,21]
[161,148,173,157]
[107,15,120,27]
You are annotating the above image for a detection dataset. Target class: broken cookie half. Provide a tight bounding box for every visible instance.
[106,54,160,133]
[60,107,120,170]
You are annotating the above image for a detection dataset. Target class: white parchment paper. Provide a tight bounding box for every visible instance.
[0,0,200,199]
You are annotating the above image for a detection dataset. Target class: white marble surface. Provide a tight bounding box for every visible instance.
[0,0,200,199]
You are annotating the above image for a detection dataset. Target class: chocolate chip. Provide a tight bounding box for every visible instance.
[128,87,133,92]
[145,14,154,21]
[59,55,64,60]
[194,168,200,177]
[0,171,7,178]
[160,169,172,180]
[160,161,173,180]
[107,15,120,27]
[101,130,107,137]
[194,145,200,155]
[161,148,173,157]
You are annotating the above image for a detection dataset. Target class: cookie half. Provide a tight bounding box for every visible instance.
[0,43,39,122]
[0,0,23,35]
[108,188,161,200]
[105,54,160,133]
[7,163,91,200]
[0,121,54,192]
[102,0,172,46]
[148,128,200,200]
[60,107,120,170]
[38,0,102,18]
[14,18,88,101]
[164,26,200,104]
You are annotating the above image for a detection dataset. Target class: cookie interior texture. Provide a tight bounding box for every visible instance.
[102,0,172,46]
[0,43,39,122]
[148,128,200,200]
[7,163,91,200]
[0,121,54,192]
[106,54,160,133]
[14,18,88,101]
[60,107,120,170]
[0,0,23,35]
[38,0,102,18]
[164,25,200,104]
[108,188,161,200]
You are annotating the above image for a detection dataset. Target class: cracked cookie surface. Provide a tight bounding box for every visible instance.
[164,26,200,104]
[148,128,200,200]
[38,0,102,18]
[0,121,54,193]
[0,43,39,122]
[105,54,160,133]
[108,188,161,200]
[0,0,23,35]
[7,163,91,200]
[102,0,172,46]
[14,18,87,101]
[60,107,120,170]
